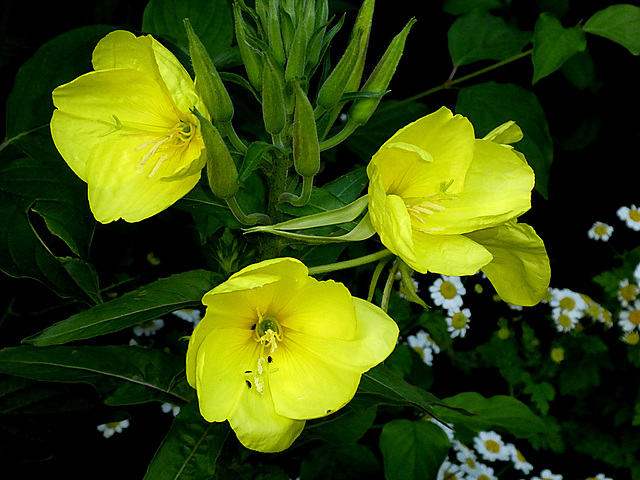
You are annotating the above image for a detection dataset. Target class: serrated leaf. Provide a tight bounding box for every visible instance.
[23,269,219,346]
[142,0,234,64]
[0,345,190,405]
[379,419,450,480]
[144,401,229,480]
[532,13,587,84]
[447,10,532,67]
[584,4,640,56]
[455,81,552,198]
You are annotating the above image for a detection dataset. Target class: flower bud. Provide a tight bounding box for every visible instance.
[347,17,415,126]
[184,19,234,124]
[306,0,329,70]
[266,0,286,65]
[233,2,264,91]
[261,51,288,135]
[284,7,311,81]
[292,81,320,178]
[192,109,239,199]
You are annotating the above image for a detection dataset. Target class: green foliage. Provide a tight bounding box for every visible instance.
[583,4,640,56]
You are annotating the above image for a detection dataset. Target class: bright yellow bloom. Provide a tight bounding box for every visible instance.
[186,257,398,452]
[367,107,549,305]
[51,30,209,223]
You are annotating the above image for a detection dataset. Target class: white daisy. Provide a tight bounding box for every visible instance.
[454,441,479,471]
[506,443,534,474]
[532,469,563,480]
[430,276,466,311]
[619,299,640,332]
[464,462,496,480]
[585,474,613,480]
[161,402,181,417]
[172,308,202,326]
[587,222,613,241]
[446,308,472,338]
[622,330,640,345]
[437,460,467,480]
[549,288,588,320]
[133,318,164,336]
[617,279,638,308]
[617,204,640,231]
[634,262,640,285]
[551,308,579,333]
[406,330,440,366]
[97,419,129,438]
[473,430,511,462]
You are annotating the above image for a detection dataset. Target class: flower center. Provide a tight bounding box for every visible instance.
[594,225,608,236]
[440,281,458,299]
[630,209,640,222]
[484,439,501,453]
[451,312,468,329]
[443,473,458,480]
[405,180,457,233]
[105,421,121,429]
[624,332,640,345]
[248,310,283,394]
[558,314,573,328]
[559,297,576,310]
[620,284,638,302]
[516,450,526,462]
[630,310,640,325]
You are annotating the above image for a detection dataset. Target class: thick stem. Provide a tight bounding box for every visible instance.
[307,249,393,275]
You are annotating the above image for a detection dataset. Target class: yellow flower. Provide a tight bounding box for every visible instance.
[51,30,209,223]
[367,106,549,305]
[186,257,398,452]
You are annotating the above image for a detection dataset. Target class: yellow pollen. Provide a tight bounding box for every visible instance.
[478,476,490,480]
[558,314,573,328]
[550,347,565,363]
[465,458,476,469]
[630,209,640,222]
[105,421,121,429]
[440,281,458,299]
[559,297,576,310]
[484,439,501,453]
[251,310,283,395]
[620,284,637,302]
[451,312,468,329]
[630,310,640,325]
[624,332,640,345]
[594,225,608,235]
[516,450,526,462]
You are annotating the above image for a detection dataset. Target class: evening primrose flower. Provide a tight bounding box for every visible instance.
[51,30,209,223]
[367,107,549,306]
[186,258,398,453]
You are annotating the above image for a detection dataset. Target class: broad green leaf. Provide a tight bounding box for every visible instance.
[3,25,116,142]
[300,444,381,480]
[323,167,368,204]
[304,405,377,445]
[239,141,275,184]
[23,269,220,346]
[455,81,552,198]
[447,10,532,67]
[532,13,587,84]
[144,401,229,480]
[0,345,190,405]
[442,0,503,15]
[432,392,546,440]
[142,0,234,64]
[379,419,450,480]
[584,4,640,56]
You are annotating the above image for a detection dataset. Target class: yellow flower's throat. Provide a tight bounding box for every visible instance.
[247,310,283,394]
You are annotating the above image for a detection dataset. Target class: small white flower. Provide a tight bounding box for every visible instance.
[621,330,640,345]
[473,430,511,462]
[585,474,613,480]
[532,468,563,480]
[617,279,638,308]
[549,288,588,320]
[633,262,640,286]
[133,318,164,336]
[617,204,640,231]
[172,309,202,326]
[446,308,472,338]
[506,443,534,475]
[454,441,479,471]
[97,419,129,438]
[464,461,496,480]
[430,276,466,311]
[161,402,181,417]
[437,460,467,480]
[619,299,640,332]
[587,222,613,241]
[406,330,440,366]
[551,307,579,333]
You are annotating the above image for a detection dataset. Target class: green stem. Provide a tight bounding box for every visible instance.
[319,121,358,151]
[378,48,533,114]
[308,249,393,275]
[380,260,400,313]
[220,121,248,154]
[279,175,313,207]
[367,256,393,302]
[225,196,271,226]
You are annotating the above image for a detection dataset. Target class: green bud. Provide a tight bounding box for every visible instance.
[284,6,311,81]
[347,17,415,126]
[261,51,288,135]
[292,81,320,178]
[306,0,329,70]
[233,2,264,91]
[192,109,239,199]
[344,0,375,93]
[267,0,286,65]
[185,19,234,124]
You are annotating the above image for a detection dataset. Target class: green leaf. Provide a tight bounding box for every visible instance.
[379,419,450,480]
[323,167,368,204]
[0,345,190,405]
[3,25,116,141]
[447,10,532,67]
[584,4,640,56]
[23,269,219,346]
[239,141,275,184]
[304,405,377,445]
[432,392,546,439]
[532,13,587,84]
[144,401,229,480]
[142,0,234,64]
[442,0,503,16]
[455,81,552,198]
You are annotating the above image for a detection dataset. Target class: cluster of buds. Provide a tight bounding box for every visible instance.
[186,0,414,223]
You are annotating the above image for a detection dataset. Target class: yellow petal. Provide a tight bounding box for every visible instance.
[410,232,493,275]
[227,376,306,453]
[423,139,534,234]
[466,222,550,306]
[483,120,523,144]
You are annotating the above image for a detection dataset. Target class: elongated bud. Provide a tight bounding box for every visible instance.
[344,0,375,92]
[284,7,310,80]
[192,109,239,199]
[233,2,264,91]
[292,81,320,178]
[185,19,234,124]
[306,0,329,69]
[316,28,364,111]
[261,51,287,135]
[347,17,415,126]
[267,0,286,65]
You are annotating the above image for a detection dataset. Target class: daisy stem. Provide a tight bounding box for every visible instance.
[368,256,393,302]
[308,249,393,275]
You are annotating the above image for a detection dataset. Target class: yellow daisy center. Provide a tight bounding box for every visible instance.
[624,332,640,345]
[594,225,608,236]
[630,209,640,222]
[484,439,501,453]
[451,312,468,329]
[106,421,121,429]
[559,297,576,310]
[620,284,637,302]
[440,281,458,299]
[550,347,565,363]
[443,473,458,480]
[516,450,526,462]
[558,314,573,328]
[629,310,640,325]
[465,458,476,469]
[478,475,490,480]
